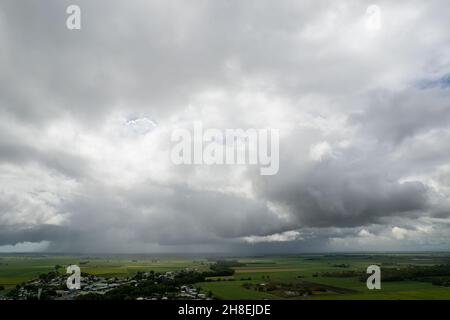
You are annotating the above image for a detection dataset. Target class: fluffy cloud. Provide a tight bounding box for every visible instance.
[1,0,450,252]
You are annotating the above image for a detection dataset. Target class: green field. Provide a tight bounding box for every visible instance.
[199,253,450,300]
[0,255,210,292]
[1,253,450,300]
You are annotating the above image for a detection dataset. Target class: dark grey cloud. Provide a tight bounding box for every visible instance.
[1,0,450,252]
[0,224,74,245]
[254,128,435,230]
[351,88,450,144]
[0,140,88,178]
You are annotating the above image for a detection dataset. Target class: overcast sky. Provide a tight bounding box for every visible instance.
[1,0,450,253]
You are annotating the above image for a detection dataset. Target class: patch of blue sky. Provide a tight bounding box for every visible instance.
[417,74,450,89]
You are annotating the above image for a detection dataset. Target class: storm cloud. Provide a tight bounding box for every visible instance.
[1,0,450,253]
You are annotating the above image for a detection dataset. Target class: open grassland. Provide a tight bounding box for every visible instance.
[197,253,450,300]
[1,253,450,299]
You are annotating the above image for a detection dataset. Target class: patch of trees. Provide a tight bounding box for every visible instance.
[39,271,59,283]
[6,288,19,298]
[40,289,57,300]
[321,270,360,278]
[368,265,450,283]
[202,261,238,277]
[431,277,450,287]
[133,271,153,281]
[204,278,236,282]
[332,264,350,268]
[243,281,313,297]
[76,292,105,300]
[321,264,450,286]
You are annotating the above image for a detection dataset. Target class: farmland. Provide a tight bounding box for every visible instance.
[0,255,209,293]
[197,254,450,300]
[1,253,450,300]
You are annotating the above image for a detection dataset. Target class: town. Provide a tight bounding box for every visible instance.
[2,265,228,300]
